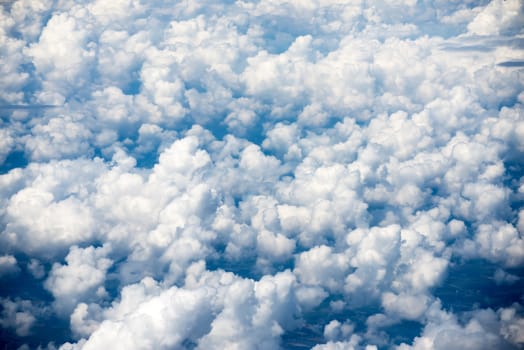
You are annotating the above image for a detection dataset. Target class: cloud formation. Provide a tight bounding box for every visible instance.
[0,0,523,349]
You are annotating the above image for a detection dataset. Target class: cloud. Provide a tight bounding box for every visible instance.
[25,115,93,161]
[467,0,524,36]
[0,8,30,104]
[472,222,524,267]
[294,245,350,293]
[1,159,103,257]
[69,279,214,350]
[25,12,96,104]
[44,245,112,315]
[0,254,19,277]
[0,0,523,349]
[65,267,300,350]
[0,298,37,337]
[398,303,524,350]
[381,292,431,321]
[27,258,45,279]
[311,335,371,350]
[323,319,354,342]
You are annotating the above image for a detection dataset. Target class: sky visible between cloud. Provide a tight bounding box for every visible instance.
[0,0,524,349]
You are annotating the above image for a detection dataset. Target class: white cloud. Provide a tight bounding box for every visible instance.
[399,303,524,350]
[0,0,523,349]
[467,0,524,36]
[0,125,16,165]
[256,229,295,261]
[70,303,103,338]
[25,12,96,104]
[45,245,112,315]
[381,292,431,321]
[311,335,371,350]
[0,298,37,337]
[76,284,213,350]
[9,0,54,41]
[0,254,19,277]
[344,225,401,302]
[324,319,355,342]
[196,269,299,350]
[4,187,95,256]
[0,9,30,104]
[493,268,520,286]
[473,222,524,267]
[499,305,524,346]
[25,115,93,161]
[65,268,301,350]
[27,258,45,279]
[295,245,350,293]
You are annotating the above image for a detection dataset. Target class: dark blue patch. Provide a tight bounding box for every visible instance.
[206,253,259,280]
[434,259,524,314]
[243,118,267,146]
[204,117,229,141]
[0,151,28,174]
[367,203,389,227]
[135,152,159,169]
[0,315,71,350]
[122,80,142,95]
[281,325,324,349]
[498,61,524,67]
[504,156,524,210]
[282,296,382,349]
[0,263,50,303]
[384,320,423,346]
[0,255,72,349]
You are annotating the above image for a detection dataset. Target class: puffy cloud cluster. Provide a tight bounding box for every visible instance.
[45,245,112,316]
[0,0,523,349]
[397,303,524,350]
[0,298,38,337]
[64,266,300,350]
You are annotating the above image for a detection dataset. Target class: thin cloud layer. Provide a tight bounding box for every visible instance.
[0,0,523,349]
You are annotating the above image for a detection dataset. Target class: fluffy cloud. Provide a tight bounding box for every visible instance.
[295,245,350,293]
[1,159,102,257]
[0,298,40,337]
[25,11,96,104]
[44,245,112,315]
[67,279,214,350]
[64,267,300,350]
[0,254,19,277]
[467,0,524,36]
[398,303,524,350]
[0,0,523,349]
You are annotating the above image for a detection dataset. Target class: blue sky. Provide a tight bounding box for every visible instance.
[1,0,523,349]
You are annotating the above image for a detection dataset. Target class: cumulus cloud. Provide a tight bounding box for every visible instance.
[467,0,524,36]
[67,278,214,350]
[0,298,38,337]
[44,245,112,315]
[63,266,300,350]
[398,303,524,350]
[2,160,102,257]
[0,254,20,277]
[0,0,523,349]
[25,11,96,104]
